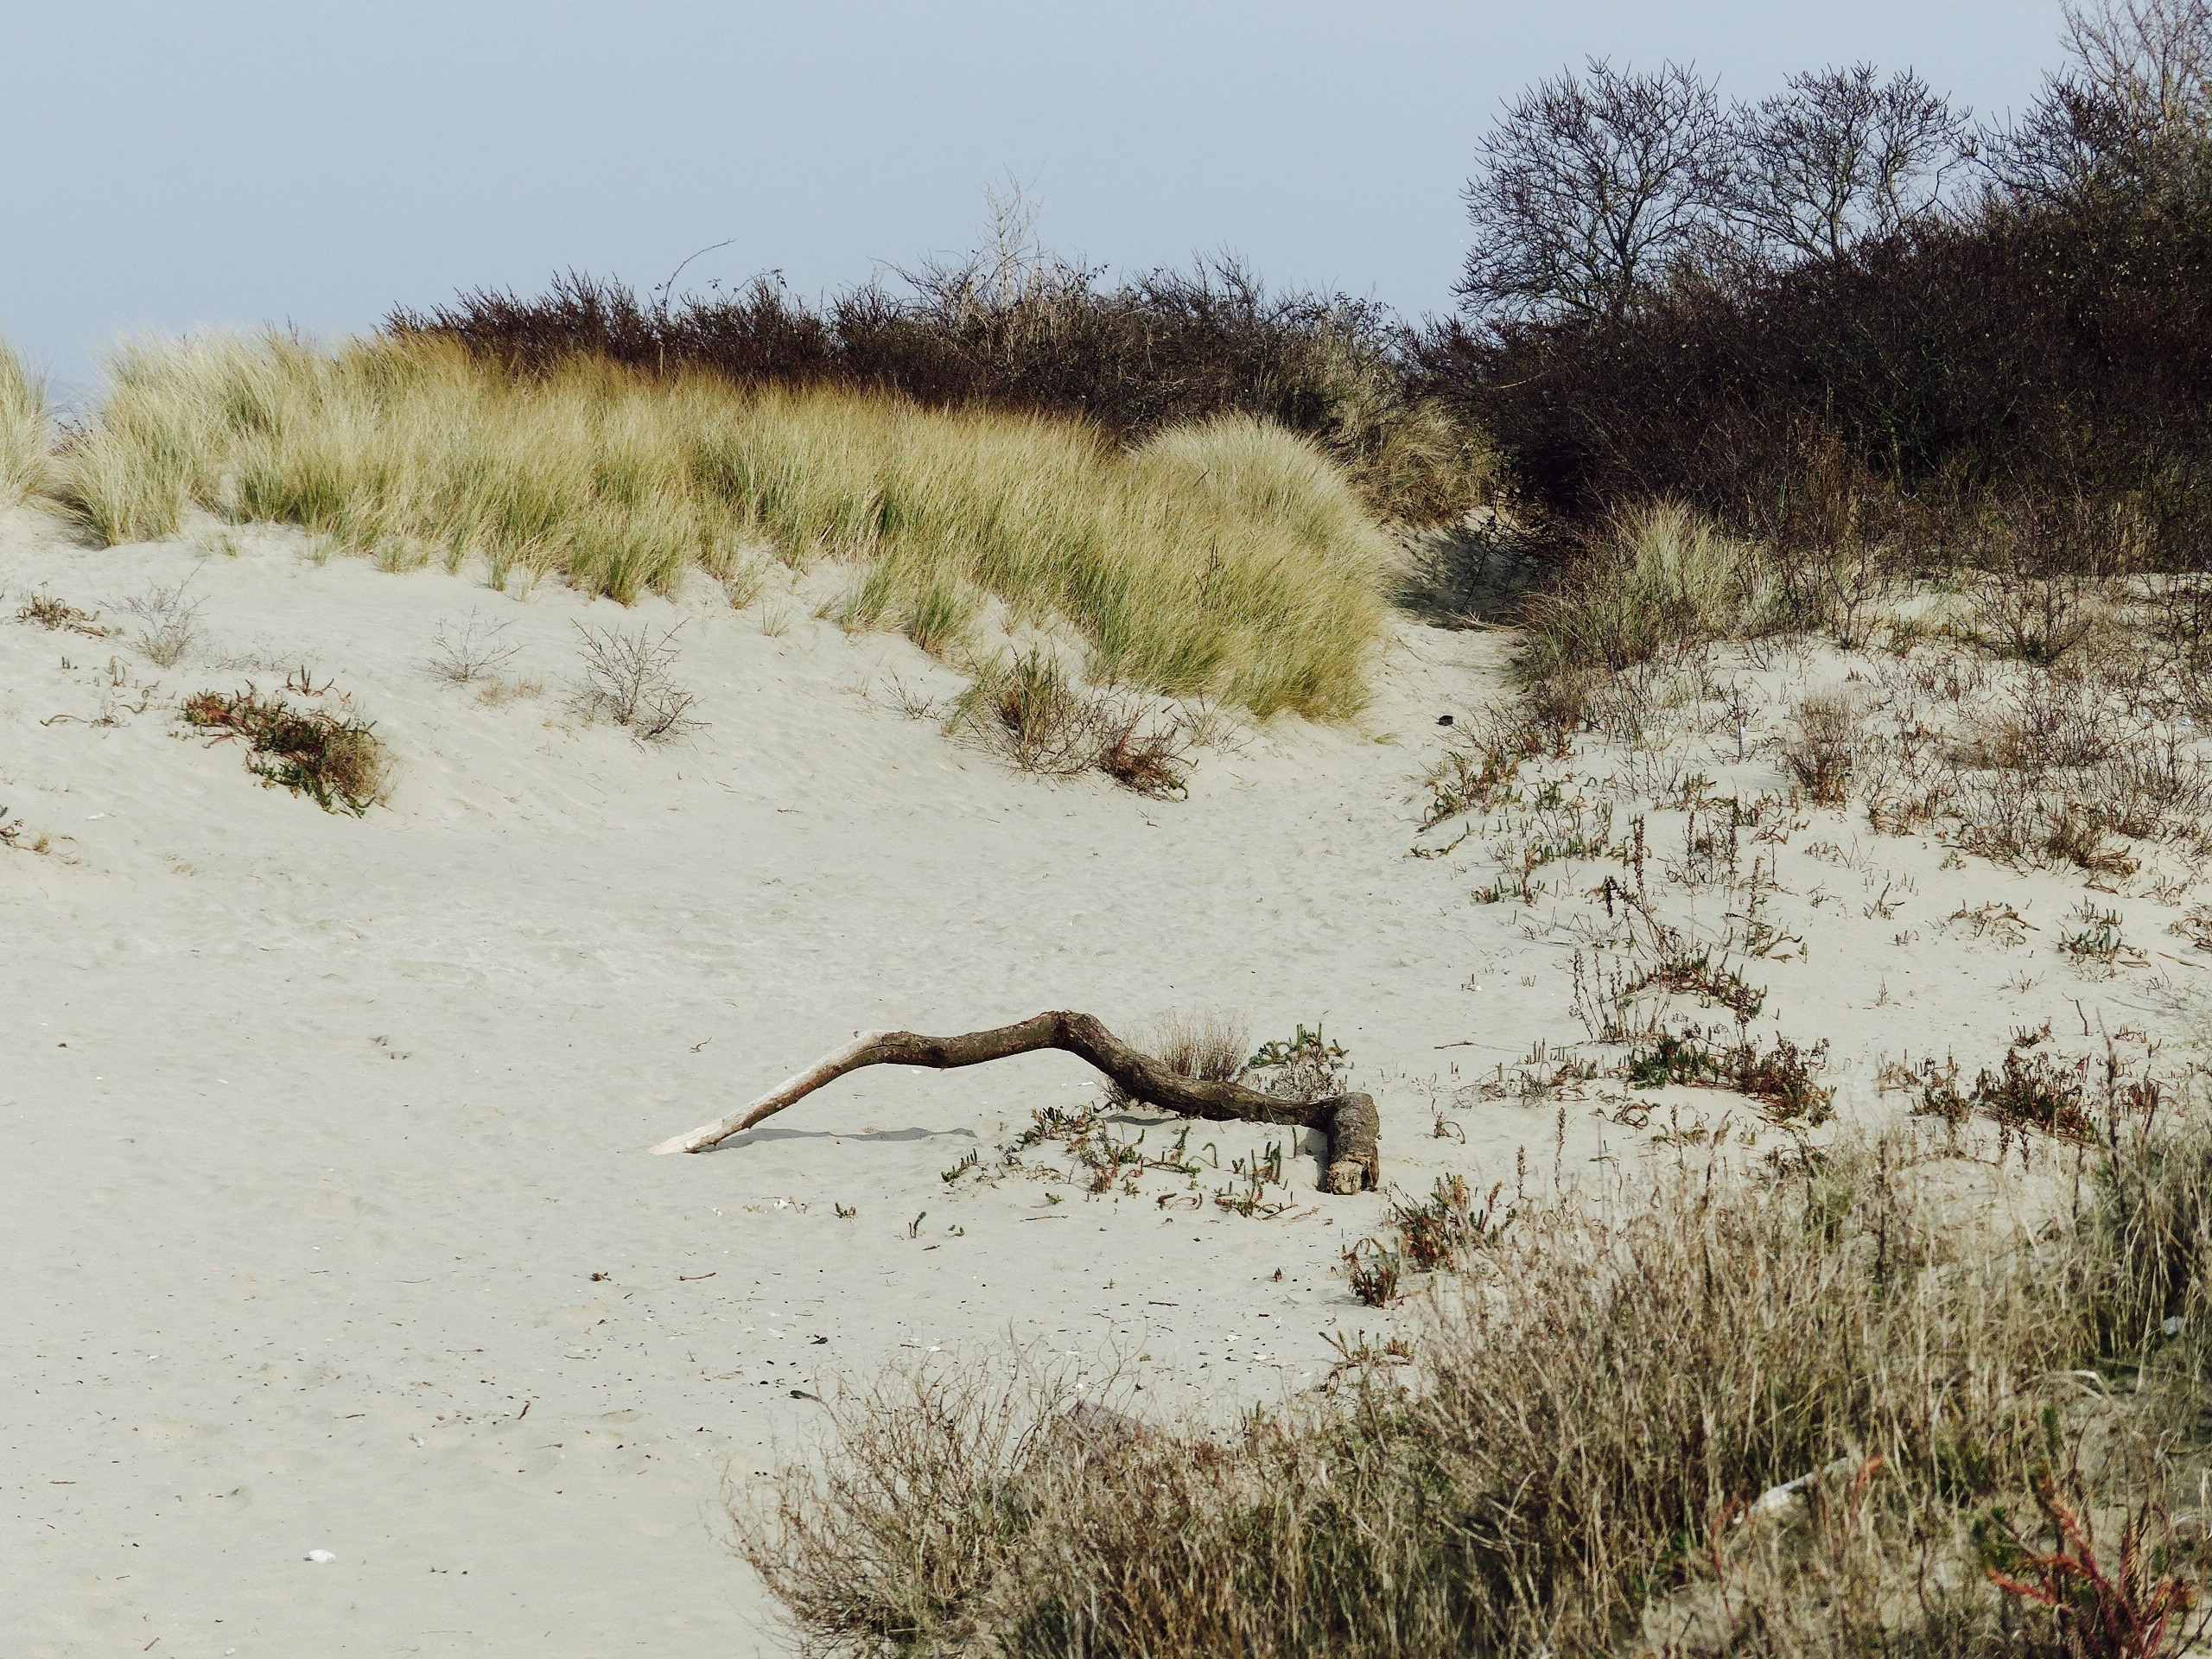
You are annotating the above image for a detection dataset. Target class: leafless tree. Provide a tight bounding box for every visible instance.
[1459,58,1729,326]
[1990,0,2212,203]
[1722,66,1973,263]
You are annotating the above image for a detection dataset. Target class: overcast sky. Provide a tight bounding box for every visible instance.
[6,1,2066,391]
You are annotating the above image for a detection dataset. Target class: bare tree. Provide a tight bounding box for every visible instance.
[1991,0,2212,203]
[1459,59,1729,326]
[1723,66,1973,263]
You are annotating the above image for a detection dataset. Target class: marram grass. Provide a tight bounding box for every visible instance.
[52,333,1391,717]
[0,339,48,505]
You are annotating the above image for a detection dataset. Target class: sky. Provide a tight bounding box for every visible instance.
[5,1,2068,393]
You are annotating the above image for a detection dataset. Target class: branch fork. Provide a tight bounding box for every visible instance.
[651,1010,1380,1194]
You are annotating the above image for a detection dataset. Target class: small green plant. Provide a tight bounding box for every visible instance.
[1977,1474,2198,1656]
[2059,901,2132,967]
[1623,950,1764,1020]
[1389,1175,1509,1272]
[181,686,388,814]
[1342,1240,1401,1307]
[1914,1027,2099,1142]
[1624,1025,1833,1122]
[1244,1023,1351,1103]
[1212,1141,1289,1218]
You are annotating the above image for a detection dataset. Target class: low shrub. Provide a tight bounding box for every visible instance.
[738,1109,2212,1655]
[1624,1024,1834,1122]
[573,620,699,741]
[181,686,388,813]
[1780,688,1859,804]
[945,650,1195,797]
[1516,502,1774,707]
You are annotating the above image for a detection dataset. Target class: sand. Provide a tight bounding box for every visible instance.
[3,509,2208,1656]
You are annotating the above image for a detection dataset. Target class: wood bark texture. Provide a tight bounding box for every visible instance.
[650,1009,1380,1192]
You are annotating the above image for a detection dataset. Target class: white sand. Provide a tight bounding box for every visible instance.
[3,510,2207,1656]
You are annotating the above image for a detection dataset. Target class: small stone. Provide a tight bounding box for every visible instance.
[305,1548,336,1563]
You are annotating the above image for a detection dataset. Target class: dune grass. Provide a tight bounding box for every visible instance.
[1,340,48,506]
[50,333,1391,718]
[740,1106,2212,1656]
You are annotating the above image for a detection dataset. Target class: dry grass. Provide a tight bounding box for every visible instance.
[738,1106,2212,1656]
[48,333,1390,719]
[1781,687,1860,805]
[1518,502,1778,720]
[0,339,48,506]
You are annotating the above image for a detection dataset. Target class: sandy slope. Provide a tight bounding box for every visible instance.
[3,510,2207,1656]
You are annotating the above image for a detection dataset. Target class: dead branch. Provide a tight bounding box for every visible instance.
[651,1010,1381,1193]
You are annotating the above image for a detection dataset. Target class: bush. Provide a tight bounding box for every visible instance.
[945,649,1196,796]
[1781,688,1860,804]
[387,260,1498,527]
[52,334,1390,720]
[181,686,388,814]
[1516,501,1773,696]
[737,1110,2212,1655]
[1426,187,2212,577]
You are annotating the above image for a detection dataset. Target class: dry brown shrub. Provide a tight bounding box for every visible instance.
[1780,688,1859,804]
[947,649,1195,798]
[736,1115,2212,1656]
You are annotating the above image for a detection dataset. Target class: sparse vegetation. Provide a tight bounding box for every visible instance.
[944,649,1195,796]
[1624,1023,1834,1122]
[14,594,112,637]
[124,577,202,668]
[1780,688,1859,804]
[573,620,700,741]
[181,685,388,813]
[739,1104,2212,1655]
[426,608,520,684]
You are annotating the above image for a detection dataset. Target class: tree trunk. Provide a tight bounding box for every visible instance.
[650,1009,1380,1193]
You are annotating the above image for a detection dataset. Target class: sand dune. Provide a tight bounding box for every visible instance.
[4,509,2207,1656]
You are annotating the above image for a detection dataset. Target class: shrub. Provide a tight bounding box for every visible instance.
[53,334,1389,721]
[1780,688,1859,804]
[945,649,1196,796]
[738,1112,2212,1654]
[389,258,1498,527]
[181,686,388,813]
[573,620,699,741]
[125,578,203,668]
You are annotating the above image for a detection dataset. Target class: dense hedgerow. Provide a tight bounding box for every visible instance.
[388,260,1497,528]
[1422,194,2212,571]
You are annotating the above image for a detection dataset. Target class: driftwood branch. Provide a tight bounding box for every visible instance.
[651,1009,1380,1193]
